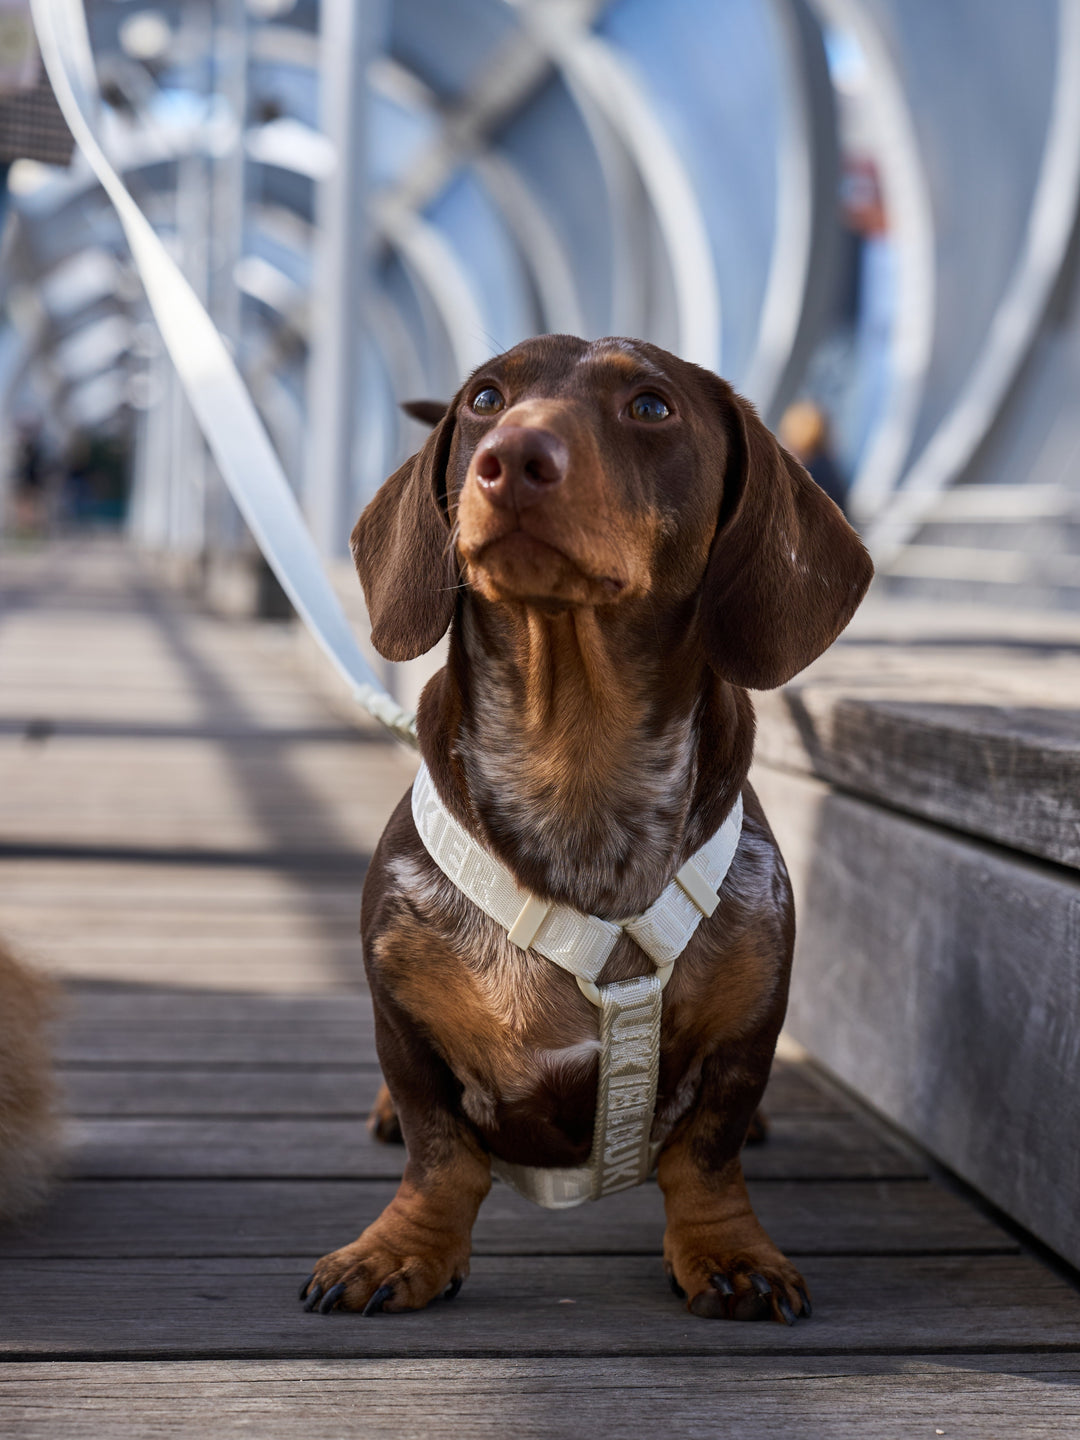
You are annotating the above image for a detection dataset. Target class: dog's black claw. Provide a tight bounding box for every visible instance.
[668,1273,687,1300]
[302,1283,324,1312]
[444,1276,463,1301]
[362,1283,394,1316]
[709,1273,734,1297]
[796,1285,813,1318]
[776,1294,797,1326]
[749,1273,772,1297]
[299,1273,316,1301]
[319,1283,347,1314]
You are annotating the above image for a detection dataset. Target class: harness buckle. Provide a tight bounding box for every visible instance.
[675,856,720,918]
[508,894,552,950]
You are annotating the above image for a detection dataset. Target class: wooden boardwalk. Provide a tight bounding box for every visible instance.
[1,538,1079,1437]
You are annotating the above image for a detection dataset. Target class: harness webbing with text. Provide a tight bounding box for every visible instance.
[411,762,744,1208]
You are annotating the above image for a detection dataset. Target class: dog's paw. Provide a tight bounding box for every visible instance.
[665,1240,810,1324]
[298,1228,468,1315]
[367,1083,404,1145]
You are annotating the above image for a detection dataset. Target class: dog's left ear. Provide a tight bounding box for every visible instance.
[350,403,459,662]
[700,384,873,689]
[400,399,448,426]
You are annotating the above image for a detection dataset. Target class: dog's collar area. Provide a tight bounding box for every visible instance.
[410,762,744,1209]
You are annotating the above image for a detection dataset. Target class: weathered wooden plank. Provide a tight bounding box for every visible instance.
[0,740,407,854]
[4,909,365,941]
[54,1061,847,1118]
[4,1357,1079,1440]
[0,870,365,910]
[54,989,377,1064]
[49,998,844,1125]
[0,719,377,743]
[58,1066,385,1117]
[753,766,1080,1271]
[755,687,1080,870]
[63,1114,922,1181]
[28,943,368,993]
[1,1255,1076,1358]
[0,872,368,993]
[0,1178,1012,1260]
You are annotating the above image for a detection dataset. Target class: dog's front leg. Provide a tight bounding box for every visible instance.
[301,994,491,1316]
[658,1051,810,1324]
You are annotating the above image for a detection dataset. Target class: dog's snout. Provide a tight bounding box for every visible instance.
[473,426,567,509]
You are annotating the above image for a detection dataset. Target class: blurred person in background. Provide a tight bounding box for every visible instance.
[61,430,129,527]
[10,417,45,534]
[779,399,849,515]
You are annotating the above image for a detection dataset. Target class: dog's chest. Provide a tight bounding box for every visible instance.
[382,847,705,1149]
[385,847,600,1051]
[461,697,699,918]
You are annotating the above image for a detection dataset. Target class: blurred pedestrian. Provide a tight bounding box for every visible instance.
[779,400,848,514]
[11,418,44,533]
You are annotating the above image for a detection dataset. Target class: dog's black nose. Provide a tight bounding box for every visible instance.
[473,426,567,509]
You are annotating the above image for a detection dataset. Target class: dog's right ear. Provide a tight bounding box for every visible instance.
[350,405,458,661]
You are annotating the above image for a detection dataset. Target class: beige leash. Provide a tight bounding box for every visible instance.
[35,0,743,1207]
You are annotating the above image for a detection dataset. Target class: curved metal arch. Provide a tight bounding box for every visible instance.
[808,0,937,525]
[514,5,721,371]
[743,0,838,420]
[241,215,462,483]
[365,25,681,357]
[369,52,599,340]
[471,152,586,337]
[9,104,229,221]
[236,224,441,482]
[541,54,651,342]
[865,0,1080,567]
[376,199,492,377]
[367,286,436,448]
[249,157,489,394]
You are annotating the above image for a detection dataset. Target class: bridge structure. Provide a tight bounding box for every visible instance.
[1,4,1080,1432]
[2,0,1080,606]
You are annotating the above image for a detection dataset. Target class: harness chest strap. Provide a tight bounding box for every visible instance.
[410,764,744,1209]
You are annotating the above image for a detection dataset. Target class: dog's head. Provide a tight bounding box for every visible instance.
[351,335,872,689]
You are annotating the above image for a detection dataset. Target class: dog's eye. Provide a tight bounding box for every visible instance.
[471,387,504,415]
[629,393,671,422]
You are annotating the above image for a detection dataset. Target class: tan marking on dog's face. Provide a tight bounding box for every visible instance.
[450,339,722,612]
[456,397,654,607]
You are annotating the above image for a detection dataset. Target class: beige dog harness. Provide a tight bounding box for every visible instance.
[411,763,743,1208]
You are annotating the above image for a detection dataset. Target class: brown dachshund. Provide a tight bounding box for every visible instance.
[300,335,872,1322]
